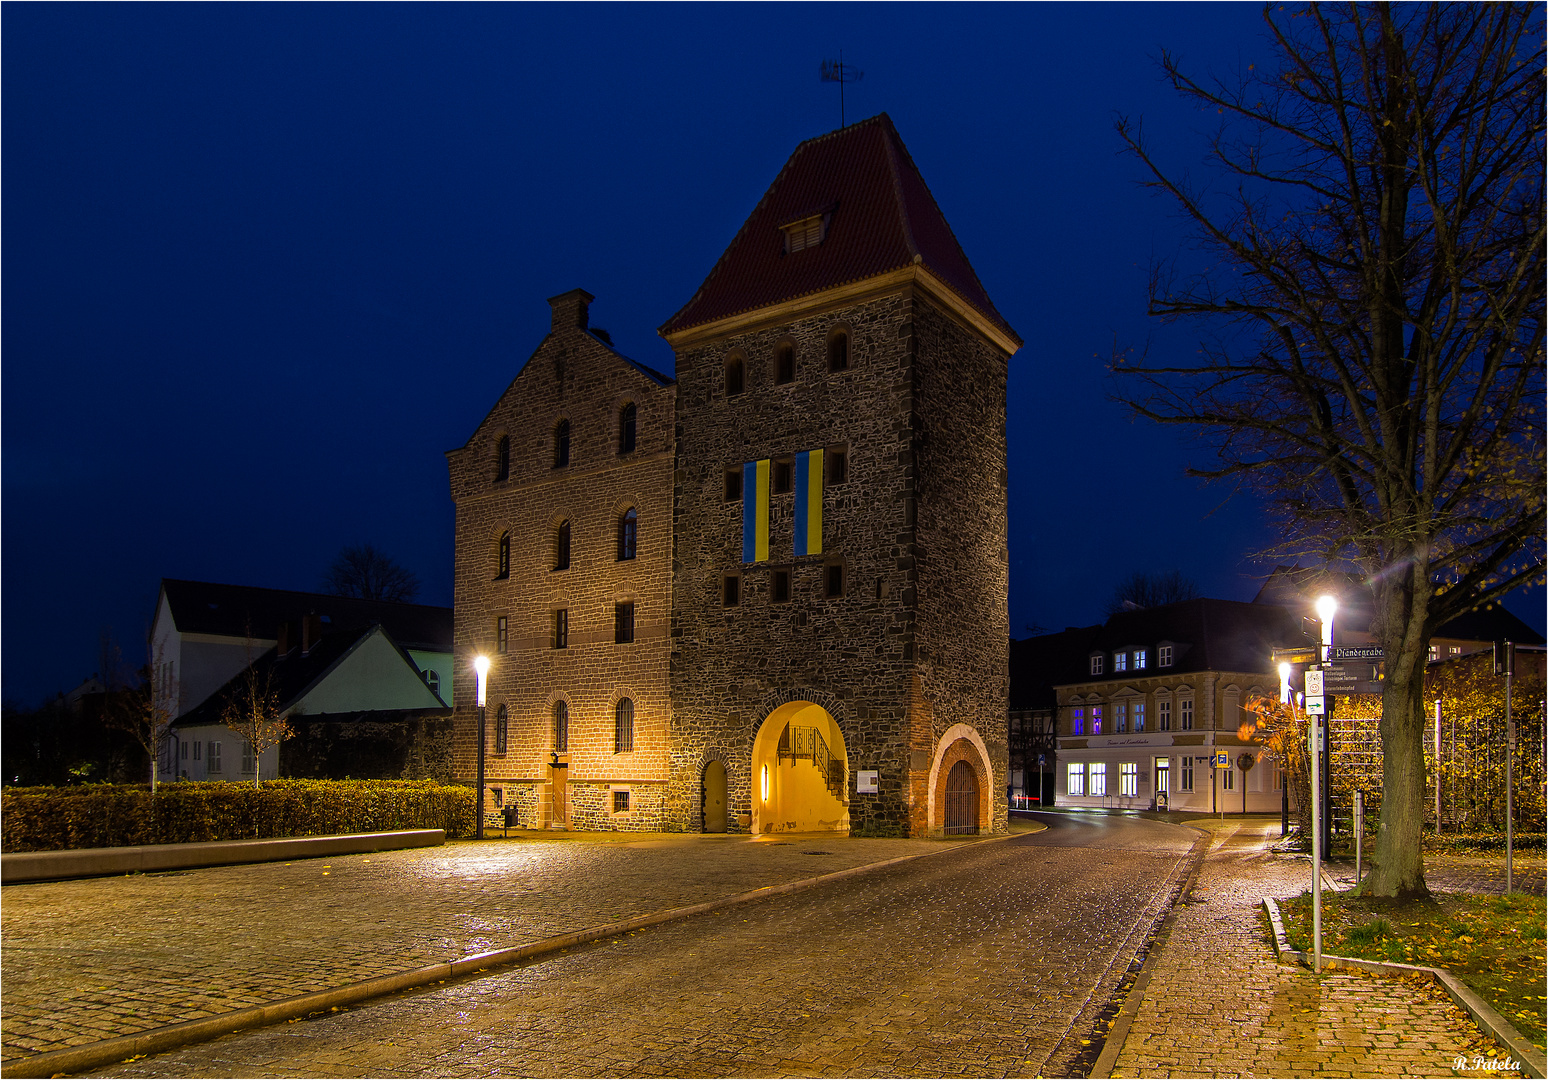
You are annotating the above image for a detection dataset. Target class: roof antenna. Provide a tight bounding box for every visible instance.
[819,52,864,128]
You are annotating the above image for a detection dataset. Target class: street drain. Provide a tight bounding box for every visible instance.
[801,851,832,856]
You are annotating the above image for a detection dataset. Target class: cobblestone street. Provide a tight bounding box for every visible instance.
[82,815,1196,1078]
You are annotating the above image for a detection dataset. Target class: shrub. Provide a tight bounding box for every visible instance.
[1,779,475,852]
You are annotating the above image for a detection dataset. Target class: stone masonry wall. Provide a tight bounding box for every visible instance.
[447,303,675,828]
[910,297,1011,834]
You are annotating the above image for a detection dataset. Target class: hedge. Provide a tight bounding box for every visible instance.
[0,779,476,852]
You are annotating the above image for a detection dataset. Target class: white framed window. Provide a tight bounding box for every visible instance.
[1120,762,1138,797]
[1114,703,1127,733]
[1222,766,1235,791]
[1090,654,1104,676]
[1114,652,1128,672]
[209,741,221,773]
[1159,699,1172,731]
[1180,697,1194,731]
[1449,645,1461,656]
[1067,763,1086,796]
[1089,763,1107,797]
[1428,645,1439,661]
[1159,645,1174,667]
[1180,757,1195,791]
[1135,649,1148,670]
[1090,706,1103,735]
[1133,702,1146,731]
[1155,757,1170,793]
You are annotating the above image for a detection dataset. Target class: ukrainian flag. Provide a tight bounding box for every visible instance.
[742,459,769,562]
[793,449,823,557]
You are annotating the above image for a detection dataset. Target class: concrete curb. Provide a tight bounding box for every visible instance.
[1087,823,1212,1080]
[1261,896,1546,1080]
[0,830,1020,1078]
[1,830,446,884]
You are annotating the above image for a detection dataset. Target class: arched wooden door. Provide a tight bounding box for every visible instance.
[702,760,727,833]
[943,759,979,835]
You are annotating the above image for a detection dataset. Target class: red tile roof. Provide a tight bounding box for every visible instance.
[659,114,1019,345]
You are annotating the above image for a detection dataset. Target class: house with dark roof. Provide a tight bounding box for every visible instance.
[450,114,1019,837]
[170,622,451,782]
[150,579,453,782]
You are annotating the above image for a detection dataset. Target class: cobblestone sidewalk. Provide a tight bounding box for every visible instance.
[0,831,961,1064]
[1103,821,1527,1079]
[1325,851,1546,897]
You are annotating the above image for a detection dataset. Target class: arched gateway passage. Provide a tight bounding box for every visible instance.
[751,702,849,834]
[943,759,980,835]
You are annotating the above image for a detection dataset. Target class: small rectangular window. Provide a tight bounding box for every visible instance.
[1134,649,1147,670]
[495,707,509,755]
[1089,763,1107,797]
[1067,763,1085,797]
[493,787,504,809]
[1091,705,1103,735]
[497,616,509,654]
[771,567,791,603]
[724,468,743,502]
[1159,645,1174,667]
[826,447,847,484]
[723,574,741,607]
[614,602,635,644]
[613,790,631,813]
[1090,655,1103,676]
[1180,757,1195,791]
[1071,707,1084,736]
[725,358,744,395]
[1221,766,1235,792]
[553,609,568,649]
[1114,652,1128,672]
[180,741,189,761]
[782,215,825,253]
[1120,762,1138,797]
[824,564,843,598]
[1134,702,1146,732]
[211,741,222,772]
[1180,698,1194,731]
[773,459,793,494]
[193,740,202,761]
[1159,699,1172,731]
[775,346,795,384]
[1115,703,1127,733]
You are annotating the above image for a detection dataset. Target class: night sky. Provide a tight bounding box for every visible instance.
[5,4,1539,705]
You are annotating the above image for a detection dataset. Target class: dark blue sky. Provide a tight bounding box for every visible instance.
[5,4,1538,704]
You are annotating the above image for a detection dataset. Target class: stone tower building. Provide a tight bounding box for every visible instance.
[659,114,1020,836]
[449,115,1018,837]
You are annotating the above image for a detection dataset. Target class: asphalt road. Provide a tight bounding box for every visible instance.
[95,814,1198,1078]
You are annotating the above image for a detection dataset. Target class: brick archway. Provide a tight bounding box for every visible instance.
[927,724,992,837]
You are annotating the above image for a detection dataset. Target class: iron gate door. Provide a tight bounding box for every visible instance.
[944,759,979,835]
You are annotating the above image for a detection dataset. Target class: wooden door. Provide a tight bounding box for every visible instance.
[944,760,979,835]
[702,760,727,832]
[551,764,568,828]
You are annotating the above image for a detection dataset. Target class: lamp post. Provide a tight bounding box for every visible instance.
[1309,594,1336,974]
[474,655,490,841]
[1278,661,1293,837]
[1315,595,1337,853]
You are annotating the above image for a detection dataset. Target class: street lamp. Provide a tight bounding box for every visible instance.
[474,655,490,840]
[1315,595,1338,662]
[1278,661,1293,705]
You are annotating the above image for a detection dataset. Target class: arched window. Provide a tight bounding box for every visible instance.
[775,343,795,384]
[553,701,569,752]
[554,520,571,571]
[617,508,637,561]
[615,698,634,753]
[619,402,637,454]
[554,419,570,468]
[495,703,508,755]
[496,532,510,579]
[494,435,510,481]
[724,356,744,396]
[827,330,849,372]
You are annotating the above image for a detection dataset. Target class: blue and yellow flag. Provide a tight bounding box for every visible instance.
[793,449,823,556]
[742,459,769,562]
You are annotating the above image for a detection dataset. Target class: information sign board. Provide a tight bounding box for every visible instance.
[1306,695,1326,715]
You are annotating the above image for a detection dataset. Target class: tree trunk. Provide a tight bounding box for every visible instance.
[1367,645,1431,897]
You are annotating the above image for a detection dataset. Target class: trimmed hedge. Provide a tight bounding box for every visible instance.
[1,779,475,852]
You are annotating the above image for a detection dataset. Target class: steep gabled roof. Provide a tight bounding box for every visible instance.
[659,113,1018,344]
[159,579,452,652]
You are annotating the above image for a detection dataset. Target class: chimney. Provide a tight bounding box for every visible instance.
[547,288,593,332]
[276,622,291,659]
[302,614,323,655]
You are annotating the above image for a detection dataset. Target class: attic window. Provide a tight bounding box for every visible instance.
[782,214,827,254]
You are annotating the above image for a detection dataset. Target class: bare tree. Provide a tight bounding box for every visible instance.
[99,631,175,792]
[1103,570,1202,617]
[1115,4,1544,896]
[219,643,291,790]
[322,543,420,603]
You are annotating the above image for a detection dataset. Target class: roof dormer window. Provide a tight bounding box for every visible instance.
[781,213,827,254]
